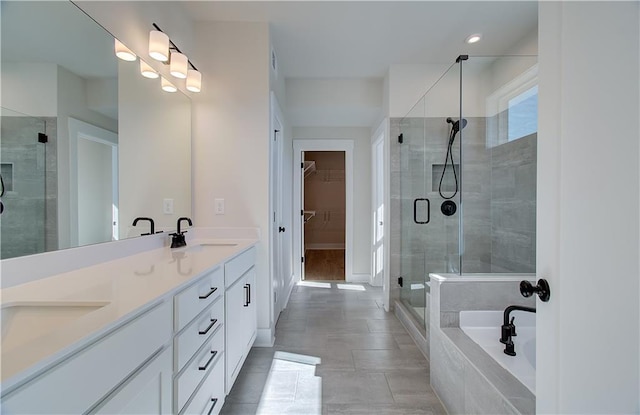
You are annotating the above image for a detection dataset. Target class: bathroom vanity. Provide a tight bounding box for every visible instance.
[0,237,258,414]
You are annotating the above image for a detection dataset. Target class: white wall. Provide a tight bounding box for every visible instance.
[293,127,372,277]
[286,78,383,127]
[57,66,118,249]
[118,59,191,237]
[191,21,272,341]
[1,63,57,117]
[537,2,639,413]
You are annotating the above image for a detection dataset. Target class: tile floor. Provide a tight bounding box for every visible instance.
[220,281,446,415]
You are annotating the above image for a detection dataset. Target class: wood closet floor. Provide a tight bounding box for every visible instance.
[304,249,345,280]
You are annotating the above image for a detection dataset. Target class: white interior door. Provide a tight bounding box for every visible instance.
[271,123,284,320]
[300,150,306,280]
[372,135,385,286]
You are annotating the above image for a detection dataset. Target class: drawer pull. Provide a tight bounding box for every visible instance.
[199,287,218,300]
[247,283,251,304]
[243,284,249,307]
[199,350,218,371]
[205,398,219,415]
[199,318,218,335]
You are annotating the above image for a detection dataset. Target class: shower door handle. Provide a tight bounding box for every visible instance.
[413,198,430,224]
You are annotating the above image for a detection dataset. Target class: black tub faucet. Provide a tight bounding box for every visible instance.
[500,305,536,356]
[170,217,193,248]
[132,217,155,235]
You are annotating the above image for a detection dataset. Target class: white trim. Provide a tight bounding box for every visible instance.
[350,273,371,283]
[371,118,391,310]
[305,243,345,250]
[269,92,285,330]
[68,118,118,247]
[254,328,275,348]
[293,139,355,282]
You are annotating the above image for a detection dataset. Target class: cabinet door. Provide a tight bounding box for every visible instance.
[91,348,172,415]
[244,268,257,348]
[225,276,248,391]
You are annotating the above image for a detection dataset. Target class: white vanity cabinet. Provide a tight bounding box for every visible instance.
[172,266,226,415]
[224,247,257,392]
[1,301,173,414]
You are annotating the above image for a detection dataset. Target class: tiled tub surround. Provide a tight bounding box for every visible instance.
[429,274,536,415]
[460,310,536,394]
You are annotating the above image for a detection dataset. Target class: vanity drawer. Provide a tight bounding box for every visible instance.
[175,267,223,331]
[175,297,224,372]
[180,354,225,415]
[224,247,256,288]
[176,328,224,411]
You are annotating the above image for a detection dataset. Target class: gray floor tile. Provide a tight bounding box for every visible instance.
[352,349,428,371]
[320,371,394,404]
[222,283,432,415]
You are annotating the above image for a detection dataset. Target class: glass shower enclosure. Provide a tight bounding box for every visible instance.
[396,55,538,329]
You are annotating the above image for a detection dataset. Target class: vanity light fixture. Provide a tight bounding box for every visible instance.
[161,77,177,93]
[140,60,159,79]
[149,30,169,62]
[465,33,482,44]
[115,39,137,61]
[170,52,188,79]
[186,69,202,93]
[150,23,202,93]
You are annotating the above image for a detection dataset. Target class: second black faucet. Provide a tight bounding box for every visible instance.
[170,217,193,248]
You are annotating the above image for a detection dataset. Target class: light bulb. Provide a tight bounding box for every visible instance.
[161,77,177,93]
[149,30,169,62]
[465,33,482,44]
[140,60,159,79]
[186,69,202,93]
[115,39,136,61]
[170,52,188,79]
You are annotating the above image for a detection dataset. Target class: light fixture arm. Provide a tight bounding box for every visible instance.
[152,23,199,71]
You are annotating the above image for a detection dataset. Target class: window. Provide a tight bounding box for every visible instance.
[507,85,538,141]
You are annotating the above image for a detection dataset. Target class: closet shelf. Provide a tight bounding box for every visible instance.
[303,161,316,178]
[303,210,316,223]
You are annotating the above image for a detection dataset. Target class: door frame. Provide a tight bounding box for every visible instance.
[269,92,286,328]
[371,119,391,310]
[68,117,118,247]
[293,139,354,282]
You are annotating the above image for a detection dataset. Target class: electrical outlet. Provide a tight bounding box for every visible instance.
[163,198,174,214]
[214,198,225,215]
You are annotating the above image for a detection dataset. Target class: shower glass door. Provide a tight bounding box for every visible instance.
[0,108,47,259]
[399,62,461,329]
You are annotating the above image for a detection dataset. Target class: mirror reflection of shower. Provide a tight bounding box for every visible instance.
[438,117,467,200]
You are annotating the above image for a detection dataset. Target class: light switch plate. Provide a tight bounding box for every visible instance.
[163,198,174,214]
[214,198,225,215]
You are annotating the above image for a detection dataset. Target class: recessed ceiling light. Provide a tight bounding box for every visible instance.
[465,33,482,44]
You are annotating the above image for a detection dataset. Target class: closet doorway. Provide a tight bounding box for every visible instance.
[293,139,354,283]
[303,151,345,280]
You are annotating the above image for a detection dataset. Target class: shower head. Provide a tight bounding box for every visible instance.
[446,117,468,146]
[446,117,468,134]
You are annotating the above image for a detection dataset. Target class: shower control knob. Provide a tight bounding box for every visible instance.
[520,279,551,302]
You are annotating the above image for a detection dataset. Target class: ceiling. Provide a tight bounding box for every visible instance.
[182,1,539,79]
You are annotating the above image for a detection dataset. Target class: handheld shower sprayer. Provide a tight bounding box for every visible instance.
[438,117,467,201]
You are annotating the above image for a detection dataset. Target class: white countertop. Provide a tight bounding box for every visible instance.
[0,238,257,391]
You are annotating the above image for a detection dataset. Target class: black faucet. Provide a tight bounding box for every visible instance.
[170,217,193,248]
[500,305,535,356]
[132,217,155,235]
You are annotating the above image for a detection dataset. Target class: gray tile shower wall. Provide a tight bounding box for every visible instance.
[0,116,57,259]
[490,133,537,273]
[391,117,537,288]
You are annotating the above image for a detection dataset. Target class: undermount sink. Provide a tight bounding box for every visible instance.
[1,302,109,350]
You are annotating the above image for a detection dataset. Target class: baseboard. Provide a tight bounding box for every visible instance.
[305,243,345,250]
[254,328,275,347]
[282,275,295,309]
[349,273,371,283]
